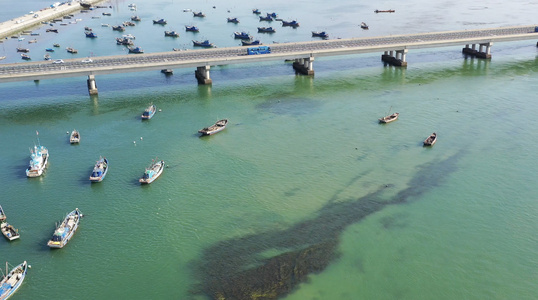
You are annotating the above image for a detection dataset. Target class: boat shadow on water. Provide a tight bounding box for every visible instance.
[191,151,465,299]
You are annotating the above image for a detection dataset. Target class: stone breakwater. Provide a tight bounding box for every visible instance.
[0,0,107,39]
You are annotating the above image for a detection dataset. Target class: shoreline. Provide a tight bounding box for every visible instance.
[0,0,108,40]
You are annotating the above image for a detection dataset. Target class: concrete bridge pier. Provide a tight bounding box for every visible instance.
[292,57,315,75]
[195,66,212,85]
[87,75,98,95]
[381,49,408,67]
[462,43,492,59]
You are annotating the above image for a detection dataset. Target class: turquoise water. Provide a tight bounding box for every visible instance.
[2,1,538,300]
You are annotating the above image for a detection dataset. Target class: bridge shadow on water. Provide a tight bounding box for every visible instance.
[191,151,463,299]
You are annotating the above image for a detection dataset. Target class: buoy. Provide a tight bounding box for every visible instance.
[28,265,32,269]
[158,109,162,112]
[133,141,136,144]
[140,137,143,140]
[66,131,69,134]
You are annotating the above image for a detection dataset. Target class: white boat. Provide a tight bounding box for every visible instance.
[141,104,156,119]
[0,261,28,300]
[47,208,82,248]
[139,160,164,184]
[1,222,20,241]
[89,157,108,182]
[69,129,80,144]
[0,205,5,222]
[25,145,49,177]
[198,119,228,135]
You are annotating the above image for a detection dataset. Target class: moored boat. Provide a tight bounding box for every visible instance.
[257,27,275,33]
[198,119,228,135]
[69,129,80,144]
[227,17,239,23]
[141,104,156,119]
[153,18,167,25]
[85,31,97,38]
[26,145,48,177]
[44,54,51,60]
[282,20,299,27]
[193,11,205,17]
[89,157,108,182]
[164,31,180,37]
[139,160,164,184]
[0,205,5,222]
[379,112,399,123]
[241,39,261,46]
[423,132,437,146]
[128,46,144,53]
[360,22,369,29]
[1,222,20,241]
[131,15,141,21]
[375,9,395,13]
[312,31,328,38]
[47,208,82,248]
[0,261,28,300]
[234,31,251,39]
[192,40,214,47]
[20,54,31,60]
[45,48,55,52]
[16,48,29,53]
[259,15,273,21]
[116,37,134,45]
[185,25,199,32]
[66,47,78,53]
[252,8,261,14]
[112,25,125,31]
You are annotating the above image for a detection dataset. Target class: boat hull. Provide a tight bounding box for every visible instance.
[47,209,81,248]
[1,222,20,241]
[0,261,28,300]
[26,148,49,178]
[89,158,108,182]
[139,161,164,184]
[198,119,228,135]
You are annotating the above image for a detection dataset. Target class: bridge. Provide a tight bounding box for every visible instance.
[1,25,537,95]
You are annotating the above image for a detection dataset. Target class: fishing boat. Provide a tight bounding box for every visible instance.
[312,31,328,38]
[360,22,369,29]
[193,12,205,17]
[0,261,28,300]
[112,25,125,31]
[282,20,299,27]
[123,34,136,39]
[153,19,167,25]
[89,157,108,182]
[267,12,278,18]
[375,9,395,13]
[139,160,165,184]
[198,119,228,135]
[252,8,261,14]
[0,205,5,222]
[46,28,58,33]
[26,145,49,178]
[47,208,82,248]
[227,17,239,23]
[131,15,141,21]
[128,46,144,53]
[123,21,136,27]
[16,48,29,53]
[192,40,214,47]
[257,27,275,33]
[45,48,55,52]
[234,31,251,40]
[116,37,134,45]
[259,15,273,22]
[28,39,37,44]
[164,31,180,37]
[241,39,261,46]
[53,43,60,47]
[44,54,51,60]
[423,132,437,146]
[0,56,6,61]
[141,104,156,119]
[102,12,112,16]
[101,23,110,27]
[185,25,199,32]
[85,31,97,38]
[20,53,31,60]
[69,129,80,144]
[1,222,20,241]
[379,112,399,123]
[66,47,78,53]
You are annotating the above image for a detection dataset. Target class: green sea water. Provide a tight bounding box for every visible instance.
[2,1,538,299]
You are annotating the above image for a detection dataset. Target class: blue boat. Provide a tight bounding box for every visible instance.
[192,40,214,47]
[128,46,144,53]
[233,31,251,40]
[242,39,261,46]
[193,11,205,17]
[257,27,275,33]
[227,17,239,23]
[85,31,97,38]
[89,157,108,182]
[312,31,329,39]
[267,12,278,18]
[141,104,156,119]
[47,208,82,248]
[164,30,180,37]
[185,25,199,32]
[259,15,272,21]
[153,18,167,25]
[0,261,28,300]
[45,48,55,52]
[282,20,300,27]
[252,8,261,14]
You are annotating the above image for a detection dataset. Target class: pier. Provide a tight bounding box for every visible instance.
[0,25,537,95]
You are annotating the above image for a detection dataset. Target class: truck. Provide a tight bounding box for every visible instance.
[247,46,271,55]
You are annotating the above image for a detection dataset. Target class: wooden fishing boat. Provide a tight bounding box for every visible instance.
[257,27,275,33]
[198,119,228,135]
[360,22,369,29]
[227,17,239,23]
[185,25,199,32]
[375,9,395,13]
[153,18,167,25]
[259,15,273,22]
[66,47,78,53]
[16,48,29,53]
[241,39,261,46]
[47,208,82,248]
[252,8,261,14]
[0,205,5,222]
[131,16,141,21]
[20,53,31,60]
[312,31,328,38]
[192,40,215,47]
[141,104,156,119]
[282,20,299,27]
[423,132,437,146]
[379,112,399,123]
[1,222,20,241]
[234,31,251,40]
[164,31,180,37]
[139,160,164,184]
[89,157,108,182]
[128,46,144,53]
[193,12,205,17]
[0,261,28,300]
[69,129,80,144]
[26,145,49,177]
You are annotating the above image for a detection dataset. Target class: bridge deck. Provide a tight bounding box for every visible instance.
[1,25,537,83]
